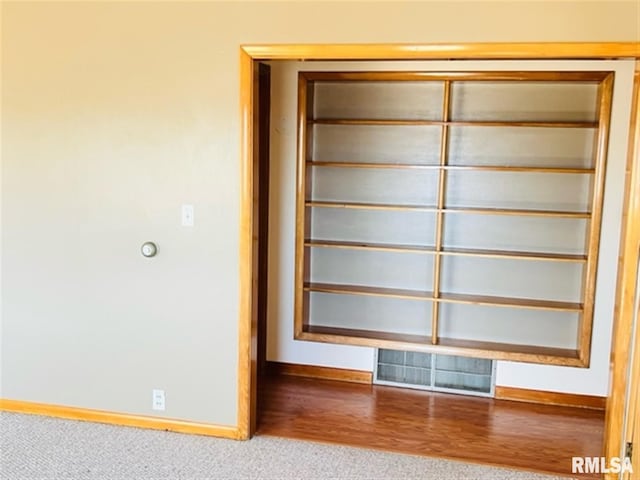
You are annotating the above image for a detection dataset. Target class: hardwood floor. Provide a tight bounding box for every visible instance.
[257,374,604,478]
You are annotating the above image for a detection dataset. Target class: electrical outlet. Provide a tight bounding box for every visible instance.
[152,389,165,411]
[181,204,194,227]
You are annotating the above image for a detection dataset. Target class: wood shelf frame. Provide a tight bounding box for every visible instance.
[311,118,598,128]
[305,240,587,263]
[308,161,596,174]
[305,282,583,312]
[439,247,586,263]
[431,80,452,343]
[306,201,591,218]
[304,239,436,254]
[298,70,611,82]
[298,325,583,366]
[294,70,613,367]
[304,282,434,301]
[305,200,438,212]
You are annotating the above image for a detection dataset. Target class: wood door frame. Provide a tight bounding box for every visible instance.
[237,45,640,453]
[605,61,640,479]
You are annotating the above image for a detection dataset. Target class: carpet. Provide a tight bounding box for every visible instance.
[0,412,573,479]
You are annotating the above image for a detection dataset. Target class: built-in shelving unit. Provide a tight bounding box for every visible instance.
[294,71,614,366]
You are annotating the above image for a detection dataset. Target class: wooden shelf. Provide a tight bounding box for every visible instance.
[438,292,583,312]
[436,337,581,363]
[298,325,583,366]
[307,201,590,218]
[306,201,438,212]
[303,325,432,346]
[442,165,595,174]
[308,161,441,170]
[308,161,595,174]
[301,70,610,82]
[305,282,582,312]
[311,119,442,126]
[304,282,433,301]
[443,206,591,219]
[440,247,587,263]
[305,239,436,254]
[305,239,586,263]
[310,119,598,128]
[450,120,598,129]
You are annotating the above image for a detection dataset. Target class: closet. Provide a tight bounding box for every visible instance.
[293,70,613,366]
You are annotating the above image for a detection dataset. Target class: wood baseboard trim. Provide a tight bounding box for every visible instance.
[495,386,606,410]
[0,398,242,439]
[267,361,373,384]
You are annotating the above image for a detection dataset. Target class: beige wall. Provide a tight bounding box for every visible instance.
[1,1,638,428]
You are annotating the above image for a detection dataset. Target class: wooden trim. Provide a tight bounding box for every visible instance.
[311,119,598,128]
[267,361,373,385]
[626,300,640,480]
[495,386,606,410]
[305,240,587,263]
[242,43,640,61]
[308,162,596,174]
[628,319,640,480]
[237,47,254,440]
[301,70,611,82]
[303,281,583,312]
[430,80,451,344]
[293,72,309,339]
[0,399,241,439]
[604,61,640,474]
[300,326,583,367]
[305,200,590,218]
[578,72,615,367]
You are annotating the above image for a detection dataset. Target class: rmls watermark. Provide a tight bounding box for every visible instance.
[572,456,633,474]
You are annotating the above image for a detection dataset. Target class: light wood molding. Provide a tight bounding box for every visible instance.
[627,311,640,480]
[604,61,640,476]
[308,162,596,174]
[303,282,583,312]
[495,386,606,410]
[305,201,592,218]
[0,399,241,439]
[237,47,255,440]
[242,43,640,61]
[293,71,309,341]
[299,326,583,367]
[304,240,587,263]
[311,119,597,128]
[430,80,451,344]
[302,71,611,82]
[578,72,615,366]
[267,361,373,384]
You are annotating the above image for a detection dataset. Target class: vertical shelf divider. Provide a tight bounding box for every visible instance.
[431,80,452,344]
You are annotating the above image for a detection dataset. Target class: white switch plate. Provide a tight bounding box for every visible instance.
[152,389,166,411]
[181,204,194,227]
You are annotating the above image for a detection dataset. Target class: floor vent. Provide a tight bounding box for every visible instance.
[374,349,495,397]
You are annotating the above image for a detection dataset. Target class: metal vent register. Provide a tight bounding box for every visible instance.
[374,349,495,397]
